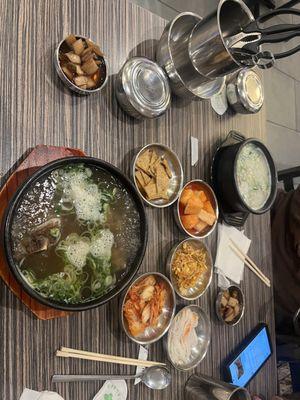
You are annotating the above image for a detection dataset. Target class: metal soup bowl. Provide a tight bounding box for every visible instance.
[121,272,176,345]
[54,34,108,95]
[166,238,213,300]
[132,143,184,208]
[175,180,219,239]
[166,305,211,371]
[215,285,245,326]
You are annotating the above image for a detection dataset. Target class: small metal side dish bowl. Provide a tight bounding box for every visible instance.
[121,272,176,345]
[156,12,226,100]
[226,69,264,114]
[54,34,108,95]
[115,57,171,119]
[166,305,211,371]
[175,180,219,239]
[166,238,213,300]
[215,285,245,326]
[132,143,184,208]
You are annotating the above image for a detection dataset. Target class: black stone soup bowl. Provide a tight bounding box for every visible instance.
[214,138,277,215]
[3,157,148,311]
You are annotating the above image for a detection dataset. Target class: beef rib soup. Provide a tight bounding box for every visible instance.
[235,143,272,211]
[10,163,142,305]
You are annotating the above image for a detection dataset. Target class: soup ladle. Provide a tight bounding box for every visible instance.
[52,366,171,390]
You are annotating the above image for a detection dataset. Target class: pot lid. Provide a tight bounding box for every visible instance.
[236,69,264,113]
[121,57,171,118]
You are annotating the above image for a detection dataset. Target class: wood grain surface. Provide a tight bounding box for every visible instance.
[0,0,276,399]
[0,145,87,320]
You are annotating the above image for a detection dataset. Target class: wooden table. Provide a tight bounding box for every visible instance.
[0,0,277,399]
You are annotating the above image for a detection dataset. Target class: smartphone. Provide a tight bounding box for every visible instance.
[223,323,273,387]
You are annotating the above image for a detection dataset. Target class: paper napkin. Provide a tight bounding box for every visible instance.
[134,345,148,385]
[215,223,251,286]
[191,136,199,166]
[93,380,127,400]
[20,389,64,400]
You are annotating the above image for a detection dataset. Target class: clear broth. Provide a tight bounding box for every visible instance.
[11,164,142,304]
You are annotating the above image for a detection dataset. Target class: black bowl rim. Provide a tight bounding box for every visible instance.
[3,156,148,311]
[233,138,277,215]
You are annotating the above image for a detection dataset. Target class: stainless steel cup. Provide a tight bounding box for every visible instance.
[189,0,255,79]
[156,12,226,99]
[185,374,251,400]
[156,12,210,98]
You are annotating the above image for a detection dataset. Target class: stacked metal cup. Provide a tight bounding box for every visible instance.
[156,0,256,100]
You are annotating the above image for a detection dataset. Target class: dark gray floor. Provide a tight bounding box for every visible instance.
[129,0,300,175]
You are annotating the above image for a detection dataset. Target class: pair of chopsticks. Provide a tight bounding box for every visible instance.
[229,239,271,288]
[56,347,166,368]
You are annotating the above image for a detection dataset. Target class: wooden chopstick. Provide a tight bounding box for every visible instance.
[60,347,163,365]
[57,348,166,368]
[229,239,271,285]
[57,350,159,367]
[229,241,270,287]
[229,244,270,287]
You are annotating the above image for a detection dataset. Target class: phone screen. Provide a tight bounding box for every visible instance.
[228,326,272,387]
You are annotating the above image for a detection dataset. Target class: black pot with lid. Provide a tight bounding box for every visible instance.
[214,135,277,215]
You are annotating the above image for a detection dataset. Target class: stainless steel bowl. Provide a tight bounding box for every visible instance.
[226,69,264,114]
[188,0,255,79]
[121,272,176,345]
[115,57,171,119]
[166,238,213,300]
[54,35,108,95]
[185,374,251,400]
[166,305,211,371]
[132,143,184,208]
[192,77,226,100]
[156,12,226,99]
[215,285,245,326]
[175,180,219,238]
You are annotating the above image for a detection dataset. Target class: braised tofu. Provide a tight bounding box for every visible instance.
[135,149,173,202]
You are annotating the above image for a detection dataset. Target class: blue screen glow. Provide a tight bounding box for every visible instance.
[229,327,271,387]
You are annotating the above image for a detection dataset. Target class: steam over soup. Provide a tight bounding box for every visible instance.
[11,164,141,304]
[236,143,271,211]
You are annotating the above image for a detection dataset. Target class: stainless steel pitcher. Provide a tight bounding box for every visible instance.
[185,374,251,400]
[189,0,255,79]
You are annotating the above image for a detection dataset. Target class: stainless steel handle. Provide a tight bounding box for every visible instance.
[225,31,261,48]
[233,49,275,69]
[253,51,275,69]
[52,374,140,383]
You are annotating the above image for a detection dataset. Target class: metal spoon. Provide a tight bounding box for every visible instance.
[52,366,171,390]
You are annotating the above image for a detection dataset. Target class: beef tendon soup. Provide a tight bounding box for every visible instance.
[236,143,271,211]
[11,163,141,304]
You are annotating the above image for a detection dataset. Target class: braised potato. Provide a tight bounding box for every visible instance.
[219,288,242,324]
[59,35,105,90]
